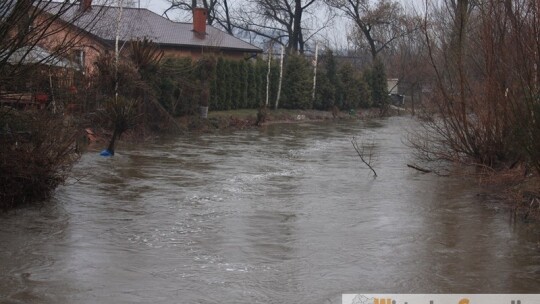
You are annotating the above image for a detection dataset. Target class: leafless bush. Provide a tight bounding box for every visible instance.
[351,136,377,177]
[0,108,81,209]
[0,1,107,86]
[415,0,539,173]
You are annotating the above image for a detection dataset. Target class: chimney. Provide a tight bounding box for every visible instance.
[193,7,207,36]
[80,0,92,12]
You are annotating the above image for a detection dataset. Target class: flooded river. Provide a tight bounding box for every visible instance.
[1,117,540,303]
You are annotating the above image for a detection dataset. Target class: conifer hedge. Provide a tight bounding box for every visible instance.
[156,53,381,115]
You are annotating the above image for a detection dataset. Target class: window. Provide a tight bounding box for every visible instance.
[72,49,85,71]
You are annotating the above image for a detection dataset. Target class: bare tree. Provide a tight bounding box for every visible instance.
[0,1,107,90]
[327,0,415,60]
[351,136,377,177]
[411,0,540,173]
[236,0,328,53]
[386,13,429,115]
[163,0,334,53]
[163,0,234,35]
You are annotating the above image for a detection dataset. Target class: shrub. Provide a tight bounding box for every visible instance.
[315,49,338,110]
[0,109,81,209]
[157,58,198,116]
[281,54,313,109]
[314,73,335,110]
[364,59,389,111]
[339,63,372,109]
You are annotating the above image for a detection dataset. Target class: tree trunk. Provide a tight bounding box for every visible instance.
[275,46,284,110]
[107,128,119,155]
[361,26,378,61]
[290,0,303,53]
[265,48,272,106]
[223,0,233,35]
[411,86,415,116]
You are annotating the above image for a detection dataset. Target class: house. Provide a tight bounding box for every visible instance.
[1,1,261,110]
[0,44,79,109]
[38,0,262,75]
[387,78,404,106]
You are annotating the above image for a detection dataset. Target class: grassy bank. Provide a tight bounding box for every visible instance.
[174,108,374,133]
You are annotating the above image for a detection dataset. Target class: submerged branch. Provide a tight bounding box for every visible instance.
[407,164,432,173]
[351,137,377,178]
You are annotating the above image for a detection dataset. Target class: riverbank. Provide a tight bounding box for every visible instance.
[179,107,382,133]
[477,166,540,220]
[87,108,540,220]
[83,107,378,152]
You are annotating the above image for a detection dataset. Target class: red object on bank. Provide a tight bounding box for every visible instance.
[35,93,48,104]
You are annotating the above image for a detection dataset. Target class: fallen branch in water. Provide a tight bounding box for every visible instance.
[351,137,377,178]
[407,163,432,173]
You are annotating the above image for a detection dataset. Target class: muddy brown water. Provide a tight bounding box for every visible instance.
[1,117,540,304]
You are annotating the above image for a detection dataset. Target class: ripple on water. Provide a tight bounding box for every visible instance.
[3,118,540,303]
[122,195,229,250]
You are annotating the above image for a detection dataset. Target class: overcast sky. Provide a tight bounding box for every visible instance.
[138,0,169,15]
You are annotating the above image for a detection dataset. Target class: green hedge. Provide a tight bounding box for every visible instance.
[155,53,381,115]
[315,50,373,111]
[207,57,278,111]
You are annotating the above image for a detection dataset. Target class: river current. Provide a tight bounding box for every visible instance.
[1,117,539,303]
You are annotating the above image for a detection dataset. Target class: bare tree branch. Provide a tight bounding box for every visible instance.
[327,0,416,60]
[351,136,377,177]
